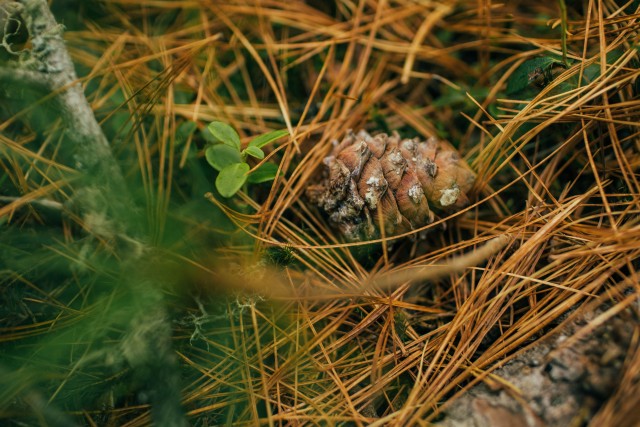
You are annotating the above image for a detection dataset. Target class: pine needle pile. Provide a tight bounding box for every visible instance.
[1,1,639,426]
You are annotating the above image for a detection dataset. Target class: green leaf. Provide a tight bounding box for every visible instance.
[205,144,242,172]
[216,163,250,198]
[201,126,217,143]
[506,56,565,95]
[248,129,289,148]
[207,121,241,150]
[243,146,265,159]
[175,121,197,146]
[247,162,280,184]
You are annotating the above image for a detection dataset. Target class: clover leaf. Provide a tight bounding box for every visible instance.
[247,162,280,184]
[243,146,265,159]
[203,122,289,198]
[248,129,289,148]
[207,121,241,150]
[205,144,242,171]
[216,163,250,198]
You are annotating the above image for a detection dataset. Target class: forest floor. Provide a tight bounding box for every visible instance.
[1,1,640,426]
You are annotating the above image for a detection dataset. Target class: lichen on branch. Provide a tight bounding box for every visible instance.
[1,2,188,426]
[3,0,131,224]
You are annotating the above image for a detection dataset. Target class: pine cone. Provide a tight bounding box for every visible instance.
[306,130,476,241]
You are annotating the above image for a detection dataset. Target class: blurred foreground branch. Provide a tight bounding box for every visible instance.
[8,0,129,213]
[1,1,188,425]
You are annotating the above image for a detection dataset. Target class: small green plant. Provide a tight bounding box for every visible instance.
[263,245,298,268]
[506,55,567,97]
[204,121,288,197]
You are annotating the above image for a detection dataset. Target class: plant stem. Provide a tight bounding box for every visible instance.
[558,0,568,66]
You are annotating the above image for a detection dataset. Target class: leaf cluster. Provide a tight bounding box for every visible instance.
[204,121,288,197]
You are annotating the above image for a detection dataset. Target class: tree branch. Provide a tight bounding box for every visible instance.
[15,0,129,211]
[8,2,188,425]
[0,195,64,211]
[0,65,49,90]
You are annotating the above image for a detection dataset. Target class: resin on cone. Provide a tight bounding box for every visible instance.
[307,130,475,241]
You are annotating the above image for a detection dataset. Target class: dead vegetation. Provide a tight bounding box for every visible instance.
[1,0,640,425]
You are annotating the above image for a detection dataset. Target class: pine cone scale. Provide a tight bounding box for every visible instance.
[357,156,387,210]
[308,130,475,241]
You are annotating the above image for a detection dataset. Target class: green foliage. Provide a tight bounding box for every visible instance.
[207,121,241,150]
[243,145,265,159]
[506,55,567,96]
[216,162,250,198]
[203,123,288,198]
[246,162,280,184]
[369,104,391,134]
[263,246,298,267]
[206,144,242,171]
[175,120,197,147]
[506,49,630,101]
[248,128,289,148]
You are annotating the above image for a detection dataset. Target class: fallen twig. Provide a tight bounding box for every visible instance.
[369,234,513,291]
